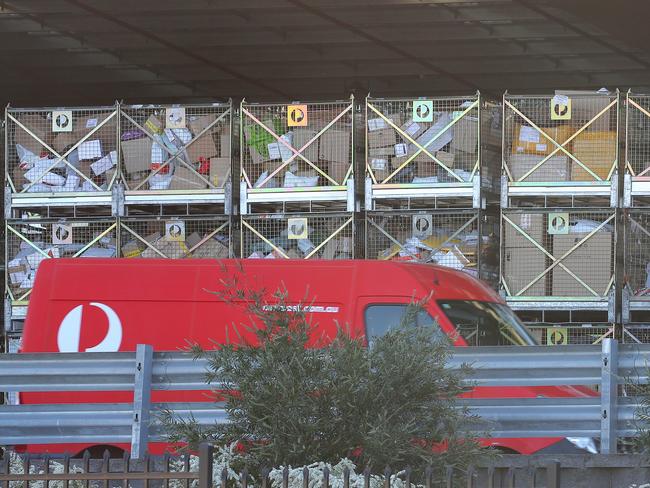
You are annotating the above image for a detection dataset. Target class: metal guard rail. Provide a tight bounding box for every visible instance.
[1,339,649,457]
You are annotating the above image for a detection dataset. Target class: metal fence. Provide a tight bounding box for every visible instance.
[6,106,119,197]
[501,209,616,299]
[5,217,118,304]
[0,339,645,456]
[0,450,200,488]
[118,217,231,259]
[119,103,232,194]
[6,449,650,488]
[240,213,354,259]
[503,92,619,191]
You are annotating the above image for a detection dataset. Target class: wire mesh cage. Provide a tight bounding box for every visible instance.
[503,92,619,184]
[365,210,498,284]
[6,106,119,195]
[6,217,118,302]
[240,99,353,191]
[118,216,231,259]
[241,213,354,259]
[120,103,232,193]
[501,210,616,299]
[365,94,501,189]
[626,93,650,178]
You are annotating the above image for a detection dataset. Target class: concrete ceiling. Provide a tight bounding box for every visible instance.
[2,0,650,106]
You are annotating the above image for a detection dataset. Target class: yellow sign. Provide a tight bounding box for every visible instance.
[551,95,571,120]
[547,328,568,345]
[288,105,308,127]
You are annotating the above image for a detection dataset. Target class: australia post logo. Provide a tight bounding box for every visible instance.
[57,302,123,352]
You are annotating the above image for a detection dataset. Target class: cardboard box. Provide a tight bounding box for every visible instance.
[15,114,49,156]
[400,119,426,140]
[319,129,350,165]
[144,115,163,135]
[508,154,570,182]
[141,238,189,259]
[328,161,350,184]
[571,131,617,181]
[210,157,231,188]
[369,158,391,182]
[368,128,397,149]
[121,137,153,174]
[169,166,208,190]
[451,115,478,154]
[512,124,574,156]
[417,151,454,178]
[292,128,319,162]
[409,113,453,154]
[220,131,231,158]
[188,114,217,136]
[369,146,395,157]
[555,91,612,132]
[53,132,79,153]
[502,213,546,296]
[186,133,218,165]
[188,237,230,258]
[367,113,402,132]
[74,114,117,152]
[552,232,612,296]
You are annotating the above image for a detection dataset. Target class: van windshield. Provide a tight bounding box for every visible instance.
[437,300,535,346]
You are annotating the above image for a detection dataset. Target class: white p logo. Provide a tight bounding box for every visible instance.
[57,302,123,352]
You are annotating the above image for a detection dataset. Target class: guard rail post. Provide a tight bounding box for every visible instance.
[131,344,153,459]
[601,338,619,453]
[199,443,214,488]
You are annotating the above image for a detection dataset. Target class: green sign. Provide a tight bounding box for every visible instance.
[413,100,433,122]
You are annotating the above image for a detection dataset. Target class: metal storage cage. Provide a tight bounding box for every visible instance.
[118,216,231,259]
[502,91,619,208]
[625,92,650,206]
[365,209,499,287]
[365,93,501,210]
[241,213,354,260]
[5,105,119,211]
[5,217,118,305]
[501,208,616,309]
[239,98,354,214]
[622,210,650,342]
[525,324,614,345]
[119,102,232,211]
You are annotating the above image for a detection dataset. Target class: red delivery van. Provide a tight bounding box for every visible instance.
[17,258,594,456]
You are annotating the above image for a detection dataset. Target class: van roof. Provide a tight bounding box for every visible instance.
[32,258,502,304]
